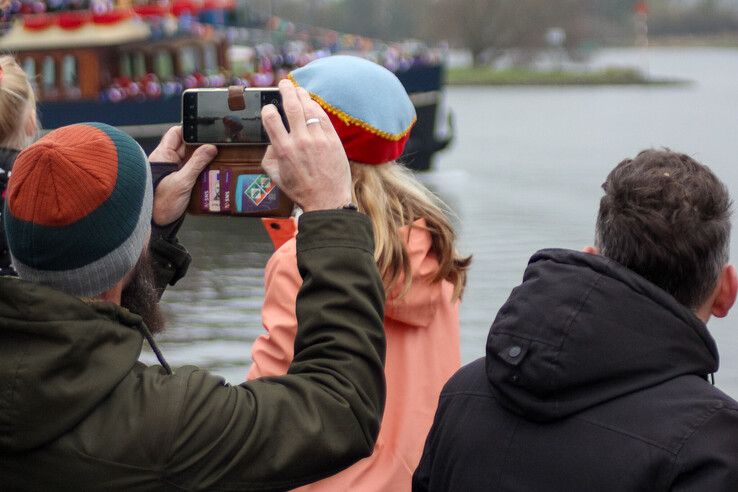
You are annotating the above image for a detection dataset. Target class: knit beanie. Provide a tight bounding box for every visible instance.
[4,122,152,297]
[289,55,416,164]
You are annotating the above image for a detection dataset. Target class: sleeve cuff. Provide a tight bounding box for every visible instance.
[296,210,374,254]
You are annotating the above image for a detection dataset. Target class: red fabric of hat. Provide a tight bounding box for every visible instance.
[325,111,412,165]
[289,55,416,165]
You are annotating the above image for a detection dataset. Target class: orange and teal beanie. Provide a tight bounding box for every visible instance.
[4,122,153,297]
[289,55,416,165]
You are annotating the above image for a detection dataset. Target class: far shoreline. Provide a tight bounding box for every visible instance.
[446,67,689,87]
[647,34,738,49]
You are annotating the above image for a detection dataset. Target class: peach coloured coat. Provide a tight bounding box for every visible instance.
[248,218,461,491]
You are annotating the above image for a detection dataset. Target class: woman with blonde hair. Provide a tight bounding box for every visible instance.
[0,55,37,276]
[248,55,470,491]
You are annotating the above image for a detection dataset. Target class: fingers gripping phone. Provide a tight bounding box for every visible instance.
[182,87,288,144]
[182,87,293,217]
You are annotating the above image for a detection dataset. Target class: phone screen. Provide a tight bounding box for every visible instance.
[182,89,285,144]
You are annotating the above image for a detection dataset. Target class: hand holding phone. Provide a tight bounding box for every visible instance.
[150,127,218,225]
[182,88,287,145]
[261,80,352,213]
[181,87,294,217]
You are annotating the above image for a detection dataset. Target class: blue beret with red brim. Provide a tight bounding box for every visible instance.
[289,55,416,165]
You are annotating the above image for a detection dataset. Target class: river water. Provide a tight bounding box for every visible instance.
[146,47,738,398]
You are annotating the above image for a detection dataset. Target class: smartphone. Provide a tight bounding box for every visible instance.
[182,88,287,144]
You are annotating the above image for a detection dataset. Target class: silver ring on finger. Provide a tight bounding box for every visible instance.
[305,118,321,126]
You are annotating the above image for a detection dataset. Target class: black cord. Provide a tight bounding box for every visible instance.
[137,321,173,375]
[710,373,715,386]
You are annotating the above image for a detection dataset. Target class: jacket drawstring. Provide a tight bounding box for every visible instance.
[136,321,173,375]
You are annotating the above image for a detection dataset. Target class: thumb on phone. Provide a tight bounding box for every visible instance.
[152,144,217,226]
[179,144,218,188]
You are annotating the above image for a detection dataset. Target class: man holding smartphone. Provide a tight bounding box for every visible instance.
[0,80,386,490]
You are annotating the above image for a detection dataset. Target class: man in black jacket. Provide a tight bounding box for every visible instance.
[413,150,738,491]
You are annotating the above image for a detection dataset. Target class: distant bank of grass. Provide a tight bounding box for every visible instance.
[446,67,686,86]
[649,34,738,48]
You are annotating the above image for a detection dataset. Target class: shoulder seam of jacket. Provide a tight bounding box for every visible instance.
[673,402,734,457]
[573,415,685,456]
[667,404,737,484]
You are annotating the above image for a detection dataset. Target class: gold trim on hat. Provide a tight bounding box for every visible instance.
[288,74,416,142]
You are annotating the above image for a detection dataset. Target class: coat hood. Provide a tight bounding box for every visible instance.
[0,146,18,197]
[0,277,145,451]
[0,146,19,172]
[486,249,718,422]
[384,219,446,328]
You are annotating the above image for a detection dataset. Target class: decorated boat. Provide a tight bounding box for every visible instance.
[0,1,452,170]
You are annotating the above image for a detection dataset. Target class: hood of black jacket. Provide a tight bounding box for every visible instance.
[0,147,18,173]
[486,249,719,423]
[0,277,145,452]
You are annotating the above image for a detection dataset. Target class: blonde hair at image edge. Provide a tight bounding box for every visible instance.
[0,55,37,150]
[350,161,471,301]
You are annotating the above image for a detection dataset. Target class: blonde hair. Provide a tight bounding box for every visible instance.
[0,55,37,150]
[351,161,471,300]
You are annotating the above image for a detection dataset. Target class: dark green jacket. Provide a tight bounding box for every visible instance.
[0,210,386,491]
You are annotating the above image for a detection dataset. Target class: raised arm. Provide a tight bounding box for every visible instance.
[147,127,217,295]
[152,82,386,489]
[166,210,385,489]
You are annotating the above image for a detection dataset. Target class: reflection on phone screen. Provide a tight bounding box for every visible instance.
[196,91,268,144]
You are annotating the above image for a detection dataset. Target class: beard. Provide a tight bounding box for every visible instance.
[121,250,165,335]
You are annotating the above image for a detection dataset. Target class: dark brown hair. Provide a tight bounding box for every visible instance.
[596,149,732,309]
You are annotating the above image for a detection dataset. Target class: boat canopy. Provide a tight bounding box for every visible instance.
[0,17,154,51]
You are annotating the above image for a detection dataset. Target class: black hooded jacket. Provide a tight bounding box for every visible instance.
[413,249,738,491]
[0,146,18,276]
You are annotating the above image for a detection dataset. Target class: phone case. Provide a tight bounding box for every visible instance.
[186,145,293,218]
